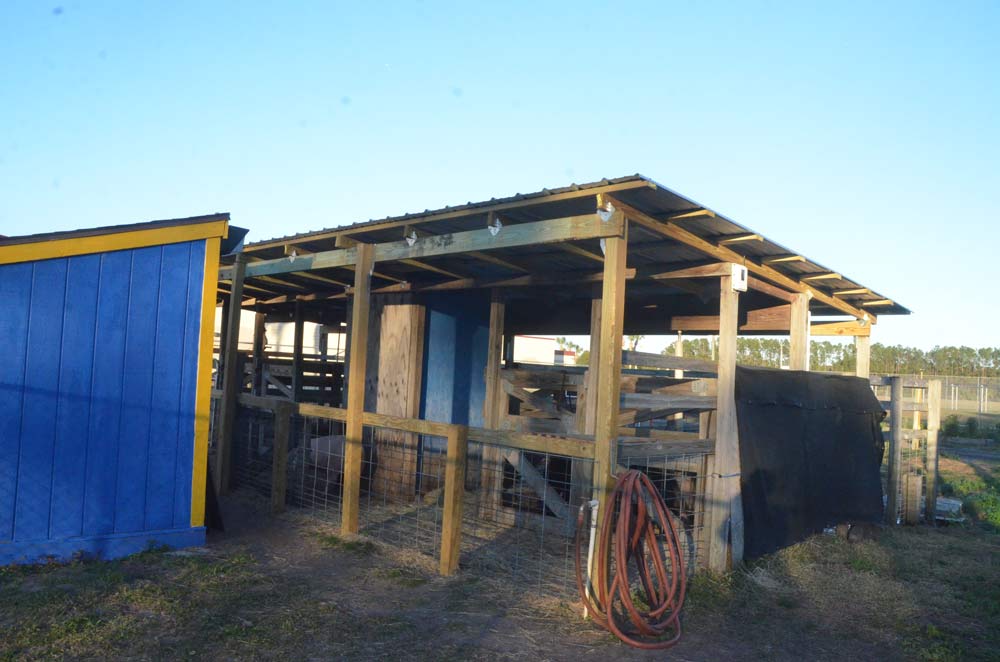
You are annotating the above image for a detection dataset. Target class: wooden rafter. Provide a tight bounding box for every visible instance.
[609,196,874,321]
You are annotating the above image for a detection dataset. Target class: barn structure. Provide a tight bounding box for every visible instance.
[213,174,911,577]
[0,215,231,564]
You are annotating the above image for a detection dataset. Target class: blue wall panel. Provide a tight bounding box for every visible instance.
[0,263,33,542]
[0,240,207,565]
[420,291,490,428]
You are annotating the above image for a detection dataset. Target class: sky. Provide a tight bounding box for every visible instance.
[1,1,997,351]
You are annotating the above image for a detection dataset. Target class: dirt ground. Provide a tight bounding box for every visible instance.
[2,453,999,661]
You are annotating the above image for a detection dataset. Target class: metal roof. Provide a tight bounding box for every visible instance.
[229,174,908,318]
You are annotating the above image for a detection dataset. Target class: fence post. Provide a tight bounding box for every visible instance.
[216,253,247,495]
[271,403,293,513]
[440,425,469,576]
[886,376,904,525]
[925,380,941,524]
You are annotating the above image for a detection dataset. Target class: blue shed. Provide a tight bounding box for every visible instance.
[0,215,229,564]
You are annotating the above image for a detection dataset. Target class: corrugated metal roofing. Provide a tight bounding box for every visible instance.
[228,174,908,317]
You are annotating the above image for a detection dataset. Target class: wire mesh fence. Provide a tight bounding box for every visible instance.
[616,451,712,573]
[460,443,595,597]
[285,413,347,521]
[230,405,275,497]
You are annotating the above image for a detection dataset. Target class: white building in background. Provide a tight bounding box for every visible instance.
[513,335,576,366]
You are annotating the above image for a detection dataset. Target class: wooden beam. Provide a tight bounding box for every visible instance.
[747,276,796,303]
[558,243,605,264]
[439,425,468,575]
[663,209,715,222]
[608,196,873,321]
[925,380,941,523]
[709,272,742,570]
[222,212,625,280]
[717,233,762,245]
[592,204,628,526]
[341,242,374,534]
[811,319,871,337]
[479,292,507,522]
[406,221,530,274]
[648,262,734,280]
[861,299,894,307]
[800,272,840,282]
[621,351,718,375]
[292,301,304,401]
[241,179,652,252]
[251,311,267,395]
[789,293,810,371]
[270,403,293,513]
[834,287,870,297]
[761,254,805,264]
[669,304,791,333]
[855,334,871,378]
[216,253,247,495]
[886,376,903,525]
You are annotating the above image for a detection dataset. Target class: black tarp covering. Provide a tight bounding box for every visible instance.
[736,366,885,559]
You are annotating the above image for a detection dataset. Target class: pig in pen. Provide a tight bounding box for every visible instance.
[285,416,376,514]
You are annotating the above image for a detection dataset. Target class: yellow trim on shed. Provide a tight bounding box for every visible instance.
[191,235,222,527]
[0,220,230,265]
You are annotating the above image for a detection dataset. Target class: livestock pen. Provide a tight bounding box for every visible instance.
[208,175,913,595]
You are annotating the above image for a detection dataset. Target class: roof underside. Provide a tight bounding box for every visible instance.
[222,175,908,329]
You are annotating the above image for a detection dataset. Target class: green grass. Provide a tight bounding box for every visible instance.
[940,459,1000,531]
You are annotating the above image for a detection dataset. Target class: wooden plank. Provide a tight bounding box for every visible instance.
[886,376,904,525]
[747,276,797,303]
[617,439,714,459]
[242,179,652,252]
[501,380,575,426]
[811,320,871,337]
[467,427,594,459]
[622,350,718,375]
[502,368,584,390]
[669,304,791,333]
[648,262,734,280]
[270,403,292,513]
[925,379,941,523]
[611,196,874,321]
[855,335,871,378]
[215,253,247,495]
[341,243,374,534]
[251,311,267,395]
[479,292,508,522]
[709,273,742,571]
[592,206,628,526]
[789,293,810,370]
[292,302,304,401]
[361,411,454,438]
[620,393,717,411]
[439,425,468,575]
[222,212,624,280]
[296,402,348,420]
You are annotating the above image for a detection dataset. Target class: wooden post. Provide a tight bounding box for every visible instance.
[912,386,922,431]
[886,376,904,525]
[216,253,247,495]
[789,292,810,371]
[342,243,374,534]
[217,297,231,389]
[440,425,469,575]
[709,273,742,571]
[292,301,304,402]
[581,297,602,435]
[271,403,293,513]
[925,379,942,524]
[479,292,509,521]
[252,311,266,395]
[854,334,871,379]
[592,201,627,526]
[673,331,684,422]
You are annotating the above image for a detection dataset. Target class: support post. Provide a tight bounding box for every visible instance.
[854,334,871,379]
[216,253,247,495]
[925,380,942,524]
[789,292,810,371]
[672,331,684,422]
[252,311,266,395]
[886,376,904,525]
[271,403,293,513]
[292,302,304,402]
[592,201,627,526]
[342,243,374,534]
[708,273,743,571]
[479,291,507,520]
[440,425,469,575]
[217,297,231,389]
[581,296,602,435]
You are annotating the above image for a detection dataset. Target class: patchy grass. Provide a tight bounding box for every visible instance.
[939,451,1000,531]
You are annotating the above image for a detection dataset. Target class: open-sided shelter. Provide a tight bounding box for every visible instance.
[214,174,909,574]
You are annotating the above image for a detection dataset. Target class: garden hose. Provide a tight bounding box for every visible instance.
[575,469,687,650]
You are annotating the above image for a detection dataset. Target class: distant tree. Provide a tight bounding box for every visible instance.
[576,350,590,366]
[627,335,645,351]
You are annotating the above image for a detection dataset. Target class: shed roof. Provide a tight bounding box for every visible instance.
[229,175,908,319]
[0,214,231,266]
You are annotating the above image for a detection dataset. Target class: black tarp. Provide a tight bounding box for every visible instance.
[736,366,885,559]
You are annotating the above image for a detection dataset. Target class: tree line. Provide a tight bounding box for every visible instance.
[663,338,1000,376]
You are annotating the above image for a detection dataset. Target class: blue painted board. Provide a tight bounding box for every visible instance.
[49,254,101,539]
[0,263,33,542]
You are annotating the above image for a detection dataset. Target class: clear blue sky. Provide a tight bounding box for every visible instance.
[2,1,997,350]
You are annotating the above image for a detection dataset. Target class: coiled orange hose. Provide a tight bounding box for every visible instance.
[575,470,687,650]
